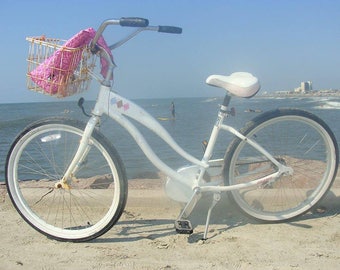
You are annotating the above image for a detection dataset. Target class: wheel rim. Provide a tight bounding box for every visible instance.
[7,123,124,240]
[229,114,337,221]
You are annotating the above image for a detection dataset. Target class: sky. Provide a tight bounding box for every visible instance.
[0,0,340,103]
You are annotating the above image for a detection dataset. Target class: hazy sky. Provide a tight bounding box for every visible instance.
[1,0,339,103]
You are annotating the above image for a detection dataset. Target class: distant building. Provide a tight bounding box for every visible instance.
[295,81,312,93]
[301,81,312,91]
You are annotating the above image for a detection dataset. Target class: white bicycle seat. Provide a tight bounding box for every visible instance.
[206,72,260,98]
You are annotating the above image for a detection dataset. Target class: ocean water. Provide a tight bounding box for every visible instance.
[0,96,339,180]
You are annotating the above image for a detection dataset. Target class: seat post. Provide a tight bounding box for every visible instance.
[220,94,231,113]
[222,94,231,107]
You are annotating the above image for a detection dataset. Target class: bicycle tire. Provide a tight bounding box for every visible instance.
[224,108,338,222]
[6,118,128,242]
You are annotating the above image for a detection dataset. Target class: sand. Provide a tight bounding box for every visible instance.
[0,175,339,270]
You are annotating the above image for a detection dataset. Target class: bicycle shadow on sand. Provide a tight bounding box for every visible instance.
[185,190,339,242]
[93,189,340,244]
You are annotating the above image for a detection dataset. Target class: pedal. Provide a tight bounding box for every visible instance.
[175,220,193,234]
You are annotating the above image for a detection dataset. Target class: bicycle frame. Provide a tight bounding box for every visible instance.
[60,83,291,194]
[59,20,292,194]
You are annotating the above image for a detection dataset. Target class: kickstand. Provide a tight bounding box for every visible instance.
[203,192,221,240]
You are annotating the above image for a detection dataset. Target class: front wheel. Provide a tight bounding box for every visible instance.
[6,118,128,242]
[224,108,338,222]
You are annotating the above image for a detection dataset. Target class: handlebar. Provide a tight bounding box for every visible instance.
[90,17,182,52]
[119,17,149,27]
[90,17,182,84]
[158,26,182,34]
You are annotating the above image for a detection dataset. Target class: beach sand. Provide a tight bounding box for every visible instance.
[0,174,339,270]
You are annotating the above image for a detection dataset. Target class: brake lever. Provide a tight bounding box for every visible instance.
[78,98,91,117]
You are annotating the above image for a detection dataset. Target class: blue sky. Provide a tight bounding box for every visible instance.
[1,0,340,103]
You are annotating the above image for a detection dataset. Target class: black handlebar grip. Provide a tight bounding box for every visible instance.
[158,26,182,34]
[119,17,149,27]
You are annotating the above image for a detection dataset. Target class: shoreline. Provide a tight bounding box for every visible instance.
[258,91,340,99]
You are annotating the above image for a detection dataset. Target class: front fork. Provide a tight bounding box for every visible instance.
[55,115,100,189]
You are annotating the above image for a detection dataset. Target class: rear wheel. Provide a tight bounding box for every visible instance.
[6,118,127,242]
[224,109,338,222]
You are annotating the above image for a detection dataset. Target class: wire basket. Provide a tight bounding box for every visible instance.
[26,36,96,98]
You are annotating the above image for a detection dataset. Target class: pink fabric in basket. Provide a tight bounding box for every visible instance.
[30,28,113,95]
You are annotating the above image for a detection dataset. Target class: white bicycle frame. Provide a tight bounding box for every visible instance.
[60,83,291,194]
[54,20,295,239]
[58,19,293,196]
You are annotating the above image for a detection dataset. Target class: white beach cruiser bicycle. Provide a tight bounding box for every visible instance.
[5,18,339,242]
